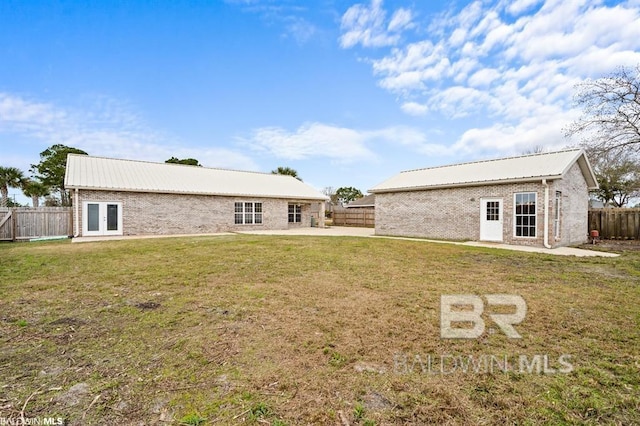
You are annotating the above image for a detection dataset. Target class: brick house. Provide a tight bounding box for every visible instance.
[64,155,328,237]
[369,149,598,248]
[345,194,375,208]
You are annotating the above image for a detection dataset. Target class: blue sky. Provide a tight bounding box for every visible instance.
[2,0,640,204]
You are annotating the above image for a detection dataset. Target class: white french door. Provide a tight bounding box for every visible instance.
[83,202,123,236]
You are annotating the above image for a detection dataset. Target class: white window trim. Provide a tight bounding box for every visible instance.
[82,201,123,236]
[288,204,302,223]
[513,192,537,239]
[234,201,263,225]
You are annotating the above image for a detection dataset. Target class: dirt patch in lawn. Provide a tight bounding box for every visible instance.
[579,238,640,252]
[134,301,161,310]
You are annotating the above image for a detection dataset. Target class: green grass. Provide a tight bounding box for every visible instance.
[0,234,639,424]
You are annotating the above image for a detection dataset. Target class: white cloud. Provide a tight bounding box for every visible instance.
[341,0,640,158]
[227,1,318,45]
[284,16,317,44]
[245,122,375,162]
[244,122,439,163]
[373,41,450,92]
[468,68,501,87]
[507,0,543,15]
[401,101,429,116]
[430,86,504,118]
[0,94,67,136]
[339,0,413,48]
[365,125,426,146]
[449,28,467,47]
[452,109,573,155]
[0,92,259,171]
[366,125,451,156]
[387,8,413,32]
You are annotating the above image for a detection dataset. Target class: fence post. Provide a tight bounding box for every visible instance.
[70,208,74,237]
[11,208,17,242]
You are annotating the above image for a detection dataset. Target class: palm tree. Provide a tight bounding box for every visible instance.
[21,178,50,208]
[271,166,302,181]
[0,166,25,207]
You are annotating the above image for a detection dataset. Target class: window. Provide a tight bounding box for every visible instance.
[87,203,100,232]
[234,202,262,224]
[288,204,302,223]
[106,204,119,231]
[486,201,500,221]
[514,193,536,237]
[554,191,561,238]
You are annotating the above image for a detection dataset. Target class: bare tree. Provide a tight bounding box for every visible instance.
[587,149,640,207]
[521,145,546,155]
[565,65,640,157]
[322,186,339,205]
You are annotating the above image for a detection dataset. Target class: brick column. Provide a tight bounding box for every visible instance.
[319,201,325,228]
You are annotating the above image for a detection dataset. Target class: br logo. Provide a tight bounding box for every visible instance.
[440,294,527,339]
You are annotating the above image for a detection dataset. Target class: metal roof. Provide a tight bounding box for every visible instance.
[346,194,375,208]
[64,155,329,200]
[369,149,598,193]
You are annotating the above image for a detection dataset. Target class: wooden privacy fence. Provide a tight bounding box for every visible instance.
[0,207,73,241]
[332,208,375,227]
[588,208,640,240]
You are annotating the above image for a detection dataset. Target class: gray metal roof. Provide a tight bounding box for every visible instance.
[370,149,598,193]
[346,194,375,208]
[64,155,328,200]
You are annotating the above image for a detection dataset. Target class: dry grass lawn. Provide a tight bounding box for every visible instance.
[1,235,639,425]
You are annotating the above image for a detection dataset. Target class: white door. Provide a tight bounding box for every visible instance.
[83,202,123,236]
[480,198,503,242]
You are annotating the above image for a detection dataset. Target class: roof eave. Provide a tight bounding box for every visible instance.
[578,153,599,190]
[369,175,564,194]
[64,185,329,201]
[555,150,599,190]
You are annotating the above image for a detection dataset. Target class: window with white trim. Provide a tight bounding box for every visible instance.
[288,204,302,223]
[514,192,536,237]
[234,202,262,224]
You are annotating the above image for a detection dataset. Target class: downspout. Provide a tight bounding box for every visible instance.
[542,179,551,249]
[73,188,80,238]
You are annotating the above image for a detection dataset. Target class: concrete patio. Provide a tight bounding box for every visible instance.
[238,226,619,257]
[72,226,619,257]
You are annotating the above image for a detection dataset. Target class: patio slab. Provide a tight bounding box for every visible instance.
[239,227,619,257]
[72,226,618,257]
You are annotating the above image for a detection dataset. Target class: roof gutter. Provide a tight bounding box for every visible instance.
[369,175,565,194]
[64,186,328,201]
[542,179,551,249]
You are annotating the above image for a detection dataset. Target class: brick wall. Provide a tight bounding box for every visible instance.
[375,173,589,247]
[75,190,319,236]
[553,162,590,246]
